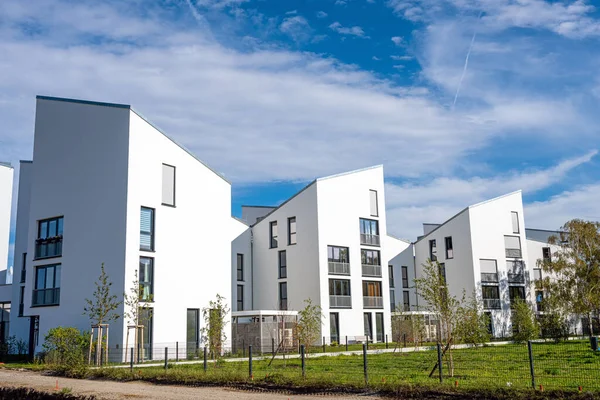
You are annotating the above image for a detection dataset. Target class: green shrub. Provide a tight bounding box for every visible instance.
[511,300,539,343]
[42,326,89,375]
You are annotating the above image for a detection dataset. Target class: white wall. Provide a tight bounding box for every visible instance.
[231,219,251,312]
[241,206,275,225]
[0,163,13,274]
[388,243,416,311]
[124,110,233,352]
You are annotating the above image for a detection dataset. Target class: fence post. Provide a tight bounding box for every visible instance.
[249,345,253,379]
[203,346,207,372]
[130,348,134,372]
[437,343,443,383]
[528,341,536,389]
[137,341,141,364]
[323,336,326,353]
[301,344,305,378]
[176,342,179,362]
[345,336,348,352]
[164,347,168,370]
[363,343,368,386]
[272,338,275,356]
[403,333,406,348]
[366,337,369,351]
[385,334,388,349]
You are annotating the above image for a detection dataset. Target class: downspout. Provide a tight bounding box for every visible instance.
[250,229,254,310]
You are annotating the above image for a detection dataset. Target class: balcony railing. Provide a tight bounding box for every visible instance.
[505,248,522,258]
[483,298,501,309]
[32,288,61,306]
[18,303,24,317]
[508,273,525,284]
[328,262,350,275]
[20,269,26,283]
[279,299,288,311]
[362,264,382,277]
[360,234,380,246]
[329,295,352,308]
[480,273,498,283]
[35,236,63,259]
[363,296,384,309]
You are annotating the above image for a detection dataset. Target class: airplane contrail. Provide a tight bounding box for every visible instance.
[453,11,483,109]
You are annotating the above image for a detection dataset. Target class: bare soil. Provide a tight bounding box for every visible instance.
[0,369,383,400]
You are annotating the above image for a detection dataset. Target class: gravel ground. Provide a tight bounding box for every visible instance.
[0,369,384,400]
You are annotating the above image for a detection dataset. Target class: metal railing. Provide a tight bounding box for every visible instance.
[480,273,498,283]
[362,264,382,277]
[32,288,61,306]
[360,234,380,246]
[508,273,525,284]
[363,296,383,309]
[505,248,522,258]
[328,262,350,275]
[329,295,352,308]
[483,298,501,309]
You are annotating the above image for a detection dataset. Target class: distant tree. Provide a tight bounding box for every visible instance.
[455,293,491,347]
[511,299,539,343]
[201,294,229,360]
[83,263,121,327]
[542,219,600,337]
[295,298,323,352]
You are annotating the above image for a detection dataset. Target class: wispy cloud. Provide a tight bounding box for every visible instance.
[390,55,412,61]
[391,36,404,46]
[329,22,369,38]
[317,11,328,18]
[280,16,312,42]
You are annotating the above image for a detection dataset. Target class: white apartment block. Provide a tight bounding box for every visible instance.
[9,96,233,358]
[231,166,409,347]
[0,162,13,342]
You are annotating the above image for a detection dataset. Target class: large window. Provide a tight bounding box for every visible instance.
[288,217,297,245]
[359,218,380,246]
[269,221,278,248]
[329,279,351,296]
[32,264,61,306]
[278,250,287,278]
[403,290,410,311]
[429,239,437,261]
[482,286,500,309]
[504,235,522,258]
[361,249,381,277]
[279,282,288,310]
[511,211,520,234]
[237,254,244,281]
[237,285,244,311]
[162,163,176,207]
[140,207,155,251]
[509,286,526,307]
[401,266,409,288]
[328,246,350,275]
[445,237,453,259]
[507,260,525,284]
[139,257,154,301]
[480,259,498,283]
[369,190,378,217]
[35,216,64,259]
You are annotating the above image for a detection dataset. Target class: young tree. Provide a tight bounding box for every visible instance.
[83,263,121,326]
[295,298,323,352]
[455,294,491,347]
[201,294,229,360]
[414,259,463,376]
[511,298,540,343]
[543,219,600,337]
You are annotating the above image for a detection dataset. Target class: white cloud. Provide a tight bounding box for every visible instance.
[392,65,405,69]
[329,21,369,38]
[335,0,348,5]
[195,0,249,9]
[390,55,413,61]
[285,10,298,15]
[391,36,404,46]
[280,16,312,42]
[372,56,381,60]
[317,11,328,18]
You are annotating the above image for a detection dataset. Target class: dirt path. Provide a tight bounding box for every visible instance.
[0,369,383,400]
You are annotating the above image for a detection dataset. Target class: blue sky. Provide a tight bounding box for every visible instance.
[1,0,600,268]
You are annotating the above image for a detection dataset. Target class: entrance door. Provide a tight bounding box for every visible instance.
[187,309,199,358]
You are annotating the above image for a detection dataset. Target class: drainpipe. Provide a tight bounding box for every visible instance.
[250,229,254,310]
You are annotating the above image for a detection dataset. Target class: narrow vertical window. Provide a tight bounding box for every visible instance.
[429,239,437,261]
[389,290,396,311]
[139,257,154,301]
[269,221,278,248]
[369,190,378,217]
[278,250,287,278]
[237,254,244,281]
[288,217,297,245]
[237,285,244,311]
[20,253,27,283]
[279,282,288,310]
[140,207,155,251]
[388,265,394,288]
[511,211,519,234]
[162,164,176,207]
[403,291,410,311]
[401,266,409,288]
[542,247,551,261]
[445,237,453,259]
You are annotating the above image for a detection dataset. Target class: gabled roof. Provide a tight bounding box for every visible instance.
[36,95,230,184]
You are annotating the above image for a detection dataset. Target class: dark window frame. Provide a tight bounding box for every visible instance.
[279,282,288,310]
[237,253,244,281]
[444,236,453,259]
[35,216,64,260]
[269,221,278,249]
[329,279,351,296]
[32,263,61,307]
[369,189,379,217]
[429,239,437,261]
[140,207,155,252]
[139,256,154,302]
[401,266,409,288]
[362,281,382,297]
[542,247,551,261]
[161,163,176,207]
[278,250,287,279]
[328,245,349,263]
[237,285,244,311]
[403,290,410,311]
[288,217,297,245]
[388,265,394,288]
[361,249,381,266]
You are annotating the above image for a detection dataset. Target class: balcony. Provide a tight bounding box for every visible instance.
[505,248,522,258]
[360,234,380,246]
[329,295,352,308]
[20,269,26,283]
[362,264,382,277]
[32,288,61,306]
[508,273,525,284]
[328,262,350,275]
[483,298,501,309]
[363,296,384,309]
[480,273,498,283]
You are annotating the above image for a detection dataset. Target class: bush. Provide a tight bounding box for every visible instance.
[42,326,89,375]
[511,300,539,343]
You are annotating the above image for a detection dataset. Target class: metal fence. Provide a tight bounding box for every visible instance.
[90,339,600,392]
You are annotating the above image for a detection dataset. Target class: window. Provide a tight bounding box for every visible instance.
[364,313,373,339]
[403,290,410,311]
[480,259,498,283]
[445,237,453,259]
[482,286,500,309]
[186,309,200,356]
[390,290,396,311]
[288,217,297,245]
[32,264,61,306]
[162,163,176,206]
[279,282,288,310]
[237,285,244,311]
[35,216,64,259]
[363,281,382,297]
[20,253,26,283]
[429,239,437,261]
[278,250,287,278]
[139,257,154,301]
[359,218,380,246]
[388,265,394,288]
[507,260,525,284]
[485,312,493,335]
[375,312,384,342]
[535,290,544,312]
[18,287,24,316]
[361,249,380,265]
[330,313,340,344]
[237,254,244,281]
[140,308,153,360]
[533,268,542,281]
[140,207,155,251]
[269,221,278,248]
[542,247,551,261]
[329,279,351,296]
[509,286,526,307]
[328,246,350,275]
[504,235,522,258]
[369,190,378,217]
[438,263,446,284]
[401,266,409,288]
[511,211,520,234]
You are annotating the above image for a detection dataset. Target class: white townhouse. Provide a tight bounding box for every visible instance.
[231,166,410,347]
[9,96,233,358]
[0,162,13,343]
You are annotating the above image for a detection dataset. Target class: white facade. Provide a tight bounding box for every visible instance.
[10,96,233,357]
[0,162,13,276]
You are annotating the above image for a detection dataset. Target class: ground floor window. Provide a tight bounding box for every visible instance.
[375,312,384,342]
[330,313,339,344]
[363,313,373,340]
